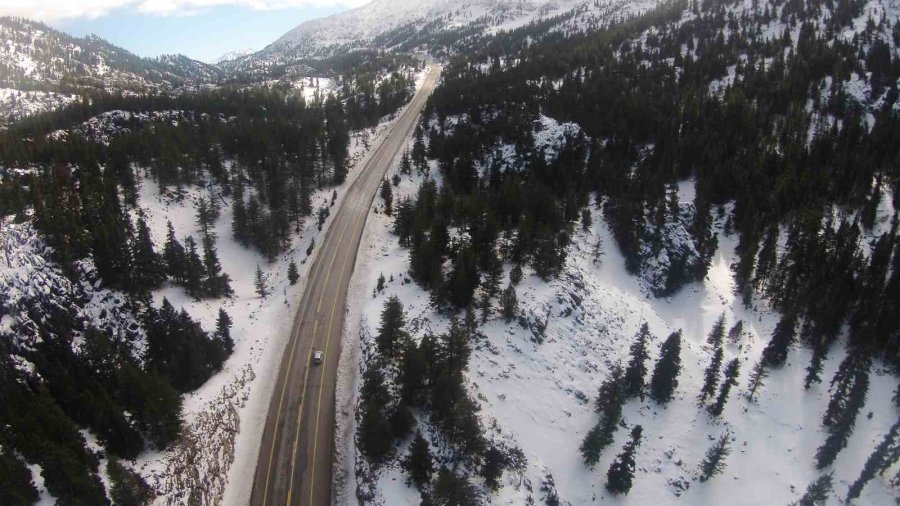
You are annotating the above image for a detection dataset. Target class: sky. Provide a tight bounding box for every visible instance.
[0,1,367,62]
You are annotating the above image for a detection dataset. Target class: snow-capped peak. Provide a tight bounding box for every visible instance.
[212,47,256,65]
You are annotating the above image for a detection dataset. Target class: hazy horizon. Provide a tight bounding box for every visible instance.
[4,1,363,62]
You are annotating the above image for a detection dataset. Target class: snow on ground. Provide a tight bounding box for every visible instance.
[0,219,144,504]
[47,110,225,145]
[338,155,898,504]
[122,70,432,505]
[26,463,54,506]
[0,87,79,126]
[0,218,147,361]
[296,77,336,102]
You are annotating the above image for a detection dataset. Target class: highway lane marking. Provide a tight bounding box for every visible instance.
[302,72,433,502]
[259,66,437,505]
[285,213,355,505]
[304,68,439,505]
[261,184,356,504]
[288,82,414,505]
[260,269,320,505]
[307,182,370,506]
[283,320,315,506]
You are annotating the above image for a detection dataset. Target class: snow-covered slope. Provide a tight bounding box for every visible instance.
[339,119,900,506]
[213,48,256,65]
[0,219,147,373]
[275,0,568,48]
[225,0,657,76]
[0,17,221,125]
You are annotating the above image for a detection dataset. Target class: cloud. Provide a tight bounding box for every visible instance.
[0,0,369,22]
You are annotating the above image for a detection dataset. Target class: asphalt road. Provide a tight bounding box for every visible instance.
[249,64,441,506]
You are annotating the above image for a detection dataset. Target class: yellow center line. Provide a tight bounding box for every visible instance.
[260,262,321,505]
[285,92,395,505]
[262,177,357,505]
[307,186,370,506]
[303,68,439,505]
[284,213,355,505]
[264,66,436,506]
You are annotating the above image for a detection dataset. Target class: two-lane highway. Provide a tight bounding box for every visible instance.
[250,64,441,506]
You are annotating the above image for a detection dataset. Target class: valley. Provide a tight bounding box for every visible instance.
[1,0,899,505]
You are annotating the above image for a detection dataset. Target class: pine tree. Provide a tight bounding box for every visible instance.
[163,221,186,282]
[822,354,861,427]
[232,168,251,244]
[202,235,232,297]
[846,420,900,501]
[761,313,797,368]
[481,446,508,491]
[464,305,477,337]
[87,171,133,287]
[195,196,214,238]
[581,419,613,467]
[482,251,504,300]
[183,236,204,298]
[215,308,234,354]
[623,323,652,399]
[287,261,299,285]
[430,469,480,505]
[847,421,900,503]
[399,151,412,175]
[592,234,605,265]
[606,425,643,495]
[594,364,626,416]
[254,264,268,298]
[500,282,518,323]
[510,265,523,285]
[479,290,492,324]
[298,177,312,217]
[107,458,153,506]
[726,320,744,344]
[403,431,433,490]
[698,430,732,482]
[444,243,479,308]
[358,368,393,465]
[0,447,38,504]
[815,360,869,469]
[581,208,593,231]
[398,339,428,406]
[381,179,393,215]
[699,346,724,403]
[745,361,768,403]
[581,365,626,466]
[650,331,682,404]
[706,313,727,347]
[131,216,165,290]
[144,298,228,392]
[377,296,407,359]
[359,398,394,465]
[795,473,833,506]
[709,359,740,416]
[804,340,827,389]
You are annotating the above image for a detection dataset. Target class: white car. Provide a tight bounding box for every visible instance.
[313,351,324,364]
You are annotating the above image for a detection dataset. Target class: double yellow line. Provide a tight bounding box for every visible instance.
[304,199,369,504]
[286,207,349,504]
[258,65,439,506]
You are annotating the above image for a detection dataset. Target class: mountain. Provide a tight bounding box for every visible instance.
[213,47,256,64]
[0,17,221,124]
[223,0,656,78]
